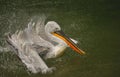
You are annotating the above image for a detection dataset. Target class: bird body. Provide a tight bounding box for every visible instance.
[6,16,85,74]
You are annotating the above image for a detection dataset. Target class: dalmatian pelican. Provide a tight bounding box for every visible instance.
[6,16,85,74]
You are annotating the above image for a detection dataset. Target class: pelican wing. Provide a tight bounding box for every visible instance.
[7,34,51,73]
[6,23,55,73]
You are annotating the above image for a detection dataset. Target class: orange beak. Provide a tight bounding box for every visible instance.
[52,30,85,55]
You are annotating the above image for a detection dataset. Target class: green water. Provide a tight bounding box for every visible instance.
[0,0,120,77]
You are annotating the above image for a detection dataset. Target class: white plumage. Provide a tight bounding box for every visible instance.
[6,16,85,74]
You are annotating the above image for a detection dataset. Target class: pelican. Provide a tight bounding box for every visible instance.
[6,16,85,74]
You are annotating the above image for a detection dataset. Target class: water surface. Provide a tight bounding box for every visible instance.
[0,0,120,77]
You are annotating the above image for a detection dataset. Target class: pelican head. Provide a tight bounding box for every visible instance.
[45,21,85,55]
[45,21,61,34]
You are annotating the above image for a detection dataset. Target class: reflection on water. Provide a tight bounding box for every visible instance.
[0,0,120,77]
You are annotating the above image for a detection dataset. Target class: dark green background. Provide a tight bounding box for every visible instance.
[0,0,120,77]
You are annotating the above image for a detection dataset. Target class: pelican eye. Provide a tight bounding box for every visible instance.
[55,28,59,31]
